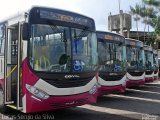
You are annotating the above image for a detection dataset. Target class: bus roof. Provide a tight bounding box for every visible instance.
[96,31,125,43]
[28,6,96,30]
[30,6,95,22]
[125,38,143,47]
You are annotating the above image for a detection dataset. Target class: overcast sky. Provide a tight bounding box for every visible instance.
[0,0,153,31]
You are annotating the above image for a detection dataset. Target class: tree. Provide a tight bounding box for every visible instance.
[130,0,160,47]
[130,4,141,40]
[142,0,160,46]
[140,6,157,44]
[143,0,160,8]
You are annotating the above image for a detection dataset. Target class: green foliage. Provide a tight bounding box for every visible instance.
[130,0,160,47]
[130,4,141,21]
[152,16,160,33]
[143,0,160,7]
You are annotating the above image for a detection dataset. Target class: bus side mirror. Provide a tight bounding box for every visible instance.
[22,23,30,40]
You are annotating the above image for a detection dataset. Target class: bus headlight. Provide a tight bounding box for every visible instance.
[89,84,97,94]
[26,84,49,100]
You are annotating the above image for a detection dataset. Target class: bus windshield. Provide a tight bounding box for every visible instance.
[145,51,154,70]
[29,24,98,72]
[98,42,124,72]
[126,46,145,70]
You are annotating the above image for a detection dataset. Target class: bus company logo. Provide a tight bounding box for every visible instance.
[109,73,118,76]
[65,75,80,79]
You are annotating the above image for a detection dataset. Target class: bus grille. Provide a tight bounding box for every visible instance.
[44,77,93,88]
[146,71,154,75]
[128,71,144,76]
[99,74,124,81]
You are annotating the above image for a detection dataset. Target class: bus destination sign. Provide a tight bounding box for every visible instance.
[40,10,90,26]
[97,32,124,42]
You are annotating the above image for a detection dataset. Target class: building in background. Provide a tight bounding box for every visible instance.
[108,10,132,37]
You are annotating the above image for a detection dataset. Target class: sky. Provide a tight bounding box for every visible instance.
[0,0,153,32]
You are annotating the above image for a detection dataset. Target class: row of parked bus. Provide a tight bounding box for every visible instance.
[0,6,159,113]
[97,31,159,96]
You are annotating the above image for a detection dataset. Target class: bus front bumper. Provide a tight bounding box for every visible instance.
[126,79,145,87]
[25,91,98,113]
[145,77,154,83]
[98,85,126,96]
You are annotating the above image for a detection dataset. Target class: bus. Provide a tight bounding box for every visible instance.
[0,6,99,113]
[97,31,126,96]
[153,49,159,80]
[125,38,145,87]
[144,45,154,82]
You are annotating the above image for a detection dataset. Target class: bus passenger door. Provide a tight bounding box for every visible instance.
[4,23,22,110]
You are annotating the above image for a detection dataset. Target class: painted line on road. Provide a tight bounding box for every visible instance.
[126,88,160,95]
[145,80,160,85]
[108,94,160,104]
[143,85,160,89]
[79,105,159,120]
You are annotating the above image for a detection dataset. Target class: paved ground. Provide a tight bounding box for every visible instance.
[1,81,160,120]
